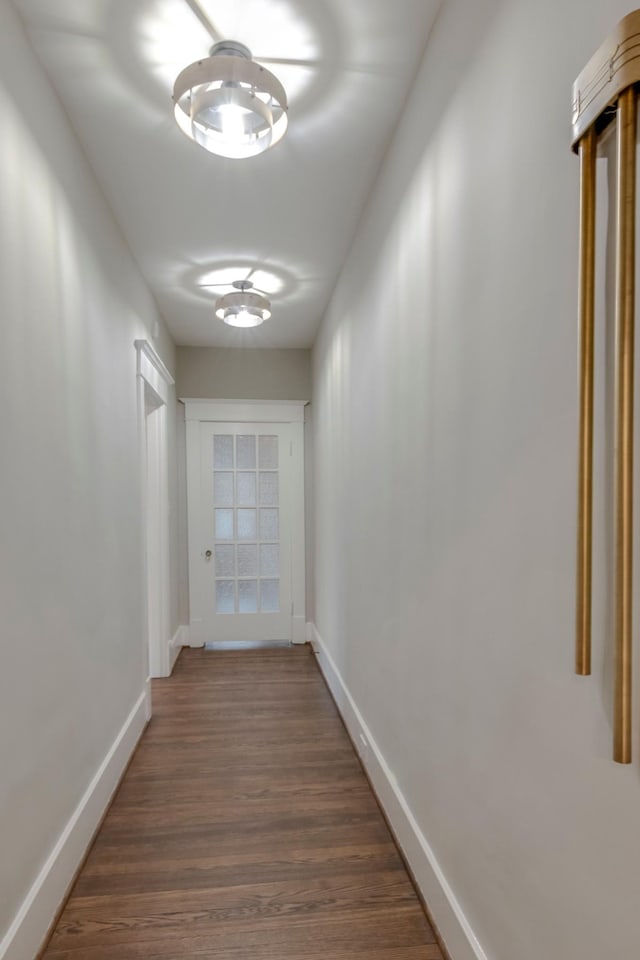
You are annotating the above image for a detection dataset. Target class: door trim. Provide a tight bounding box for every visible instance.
[136,339,174,679]
[183,400,307,647]
[181,399,306,423]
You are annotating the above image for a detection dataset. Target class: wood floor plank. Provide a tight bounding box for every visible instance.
[42,647,443,959]
[44,938,443,960]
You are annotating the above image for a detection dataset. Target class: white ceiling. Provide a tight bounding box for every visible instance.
[13,0,440,348]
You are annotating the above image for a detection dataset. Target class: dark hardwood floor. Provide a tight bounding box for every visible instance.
[42,646,444,959]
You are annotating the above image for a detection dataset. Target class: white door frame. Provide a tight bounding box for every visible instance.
[182,399,307,647]
[136,340,174,680]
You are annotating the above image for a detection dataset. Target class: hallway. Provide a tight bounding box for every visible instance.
[41,648,443,959]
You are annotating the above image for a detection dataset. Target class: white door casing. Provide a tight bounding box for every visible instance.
[183,401,306,647]
[136,340,173,681]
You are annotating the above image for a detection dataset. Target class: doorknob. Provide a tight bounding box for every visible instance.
[205,549,212,560]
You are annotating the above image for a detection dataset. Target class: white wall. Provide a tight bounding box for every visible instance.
[177,346,312,400]
[312,1,640,958]
[0,1,178,953]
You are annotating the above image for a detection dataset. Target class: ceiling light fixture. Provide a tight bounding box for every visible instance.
[215,280,271,328]
[173,40,288,159]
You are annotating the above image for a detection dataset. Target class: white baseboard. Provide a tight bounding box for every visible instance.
[170,625,190,670]
[308,623,488,960]
[0,687,149,960]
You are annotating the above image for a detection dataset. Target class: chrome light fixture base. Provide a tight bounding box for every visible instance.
[173,40,288,159]
[216,281,272,328]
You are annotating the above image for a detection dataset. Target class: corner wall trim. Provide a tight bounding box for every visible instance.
[0,689,149,960]
[170,626,189,672]
[292,615,307,645]
[308,623,488,960]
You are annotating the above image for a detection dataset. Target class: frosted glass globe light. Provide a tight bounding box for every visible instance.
[225,308,262,329]
[173,41,288,159]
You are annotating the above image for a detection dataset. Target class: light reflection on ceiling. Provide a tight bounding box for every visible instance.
[139,0,318,104]
[13,0,442,347]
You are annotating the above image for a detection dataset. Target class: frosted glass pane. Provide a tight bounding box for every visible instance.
[260,544,280,577]
[260,579,280,613]
[215,509,234,540]
[237,472,257,507]
[216,580,235,614]
[237,509,257,539]
[214,472,234,506]
[260,509,279,541]
[215,545,235,577]
[237,435,256,469]
[237,544,258,577]
[259,472,279,505]
[214,435,233,468]
[259,436,278,469]
[239,580,258,613]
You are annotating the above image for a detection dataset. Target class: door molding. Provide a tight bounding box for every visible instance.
[181,399,306,423]
[183,400,307,647]
[136,339,174,679]
[137,339,173,403]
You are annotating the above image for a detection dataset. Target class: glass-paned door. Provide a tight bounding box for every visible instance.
[198,422,293,643]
